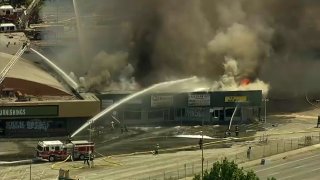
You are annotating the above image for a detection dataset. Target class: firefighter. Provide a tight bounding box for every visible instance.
[66,136,72,144]
[247,146,252,159]
[224,129,231,138]
[89,153,95,168]
[153,144,160,155]
[111,121,115,130]
[84,153,90,166]
[22,41,27,48]
[235,125,239,137]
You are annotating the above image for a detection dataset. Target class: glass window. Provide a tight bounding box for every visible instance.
[149,110,163,119]
[176,109,181,117]
[55,146,60,151]
[225,108,241,117]
[37,145,43,151]
[213,110,219,118]
[124,111,141,120]
[181,108,185,117]
[226,108,235,117]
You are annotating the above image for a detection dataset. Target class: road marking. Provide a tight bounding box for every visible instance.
[293,164,305,169]
[256,153,320,172]
[279,166,320,180]
[268,172,280,176]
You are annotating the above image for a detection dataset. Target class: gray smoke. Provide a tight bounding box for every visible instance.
[38,0,320,97]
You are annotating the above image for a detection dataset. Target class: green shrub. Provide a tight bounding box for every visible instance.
[193,158,275,180]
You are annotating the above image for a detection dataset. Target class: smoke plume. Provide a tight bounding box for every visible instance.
[211,57,269,96]
[37,0,320,97]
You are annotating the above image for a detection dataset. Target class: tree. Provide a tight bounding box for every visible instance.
[193,158,275,180]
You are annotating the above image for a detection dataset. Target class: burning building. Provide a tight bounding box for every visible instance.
[96,90,262,126]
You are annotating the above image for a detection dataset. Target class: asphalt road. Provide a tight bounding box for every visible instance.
[248,149,320,180]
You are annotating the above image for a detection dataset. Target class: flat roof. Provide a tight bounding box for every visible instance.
[40,140,63,146]
[0,5,13,9]
[71,140,93,144]
[0,23,16,27]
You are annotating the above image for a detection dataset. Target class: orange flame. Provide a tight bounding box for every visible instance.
[240,78,250,86]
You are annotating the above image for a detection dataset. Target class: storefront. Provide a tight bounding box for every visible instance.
[97,90,262,125]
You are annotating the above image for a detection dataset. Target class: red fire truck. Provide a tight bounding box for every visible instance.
[35,140,94,162]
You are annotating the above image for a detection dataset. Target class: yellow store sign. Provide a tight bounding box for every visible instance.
[225,96,247,102]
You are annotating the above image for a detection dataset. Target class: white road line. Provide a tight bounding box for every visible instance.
[256,153,320,172]
[279,166,320,180]
[293,164,305,169]
[268,172,280,176]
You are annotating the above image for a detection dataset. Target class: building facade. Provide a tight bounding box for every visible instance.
[96,90,262,126]
[0,93,100,137]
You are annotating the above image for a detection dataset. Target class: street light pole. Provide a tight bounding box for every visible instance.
[29,160,32,180]
[201,130,204,180]
[263,98,269,124]
[89,120,93,141]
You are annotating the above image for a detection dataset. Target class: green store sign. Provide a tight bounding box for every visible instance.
[0,106,58,117]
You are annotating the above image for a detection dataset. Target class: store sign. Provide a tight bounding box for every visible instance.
[6,120,50,131]
[151,95,173,107]
[188,94,210,106]
[225,96,247,103]
[0,106,58,117]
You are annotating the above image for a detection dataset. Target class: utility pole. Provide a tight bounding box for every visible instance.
[29,160,32,180]
[264,98,269,124]
[201,130,204,180]
[89,120,92,141]
[201,114,204,179]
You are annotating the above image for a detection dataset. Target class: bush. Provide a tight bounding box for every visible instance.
[193,158,275,180]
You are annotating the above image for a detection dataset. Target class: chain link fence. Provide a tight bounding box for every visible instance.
[142,131,320,180]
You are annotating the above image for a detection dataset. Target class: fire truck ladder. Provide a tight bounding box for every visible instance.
[18,0,41,29]
[0,45,28,84]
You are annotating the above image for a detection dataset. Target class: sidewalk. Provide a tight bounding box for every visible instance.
[240,143,320,168]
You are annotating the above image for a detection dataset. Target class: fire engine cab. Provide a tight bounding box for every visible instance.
[36,140,94,162]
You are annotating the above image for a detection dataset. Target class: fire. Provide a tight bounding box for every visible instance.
[240,78,250,86]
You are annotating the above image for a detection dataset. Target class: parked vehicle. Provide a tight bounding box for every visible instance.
[35,140,94,162]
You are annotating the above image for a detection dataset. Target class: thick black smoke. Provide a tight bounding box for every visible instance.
[39,0,320,97]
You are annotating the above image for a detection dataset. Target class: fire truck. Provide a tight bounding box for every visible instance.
[35,140,94,162]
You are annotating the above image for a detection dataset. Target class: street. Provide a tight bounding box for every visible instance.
[249,149,320,180]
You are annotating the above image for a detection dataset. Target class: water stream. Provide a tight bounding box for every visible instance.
[71,76,197,137]
[72,0,87,61]
[30,48,79,90]
[228,104,239,130]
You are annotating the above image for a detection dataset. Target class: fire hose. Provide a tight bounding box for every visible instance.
[51,152,123,170]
